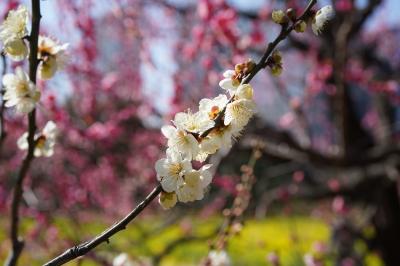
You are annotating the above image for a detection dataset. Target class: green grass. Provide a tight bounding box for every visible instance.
[0,214,383,266]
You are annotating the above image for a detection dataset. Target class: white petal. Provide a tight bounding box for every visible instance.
[43,121,57,136]
[160,176,178,193]
[161,125,176,139]
[155,158,168,179]
[223,70,235,78]
[17,132,29,150]
[219,78,236,91]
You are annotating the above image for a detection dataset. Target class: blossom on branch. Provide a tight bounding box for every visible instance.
[218,60,255,95]
[155,149,192,193]
[176,164,212,202]
[173,110,214,134]
[162,125,199,160]
[37,35,69,79]
[224,98,256,131]
[219,69,239,92]
[17,121,58,157]
[0,5,29,61]
[196,126,234,162]
[199,94,229,120]
[2,67,40,114]
[156,62,256,208]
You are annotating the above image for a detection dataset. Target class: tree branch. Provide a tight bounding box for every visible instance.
[43,1,318,265]
[5,1,41,266]
[43,185,162,266]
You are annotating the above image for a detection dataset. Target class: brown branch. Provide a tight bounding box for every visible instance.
[43,1,318,265]
[211,146,261,252]
[153,228,219,265]
[5,1,41,266]
[43,185,162,266]
[242,0,317,83]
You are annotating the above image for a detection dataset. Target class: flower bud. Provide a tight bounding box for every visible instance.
[295,20,307,33]
[159,191,177,209]
[286,8,296,21]
[272,10,289,24]
[271,50,282,64]
[271,65,283,76]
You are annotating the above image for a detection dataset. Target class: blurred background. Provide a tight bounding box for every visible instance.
[1,0,400,265]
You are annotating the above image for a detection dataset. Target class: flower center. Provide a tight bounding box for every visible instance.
[208,106,220,119]
[36,135,47,149]
[168,163,182,176]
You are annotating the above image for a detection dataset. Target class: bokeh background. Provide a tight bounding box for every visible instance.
[1,0,400,265]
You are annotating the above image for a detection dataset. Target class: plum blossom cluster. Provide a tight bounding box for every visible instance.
[0,5,68,156]
[271,5,334,36]
[156,60,257,209]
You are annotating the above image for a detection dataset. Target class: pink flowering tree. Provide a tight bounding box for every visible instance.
[0,0,399,265]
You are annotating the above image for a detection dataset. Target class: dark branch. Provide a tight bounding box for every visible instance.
[43,185,162,266]
[5,1,41,265]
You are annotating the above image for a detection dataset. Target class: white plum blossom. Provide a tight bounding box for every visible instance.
[2,67,40,114]
[176,164,212,202]
[113,253,134,266]
[196,126,234,162]
[161,125,199,160]
[235,84,254,100]
[155,149,192,193]
[17,121,58,157]
[218,69,239,93]
[199,94,229,120]
[37,35,69,79]
[173,110,214,134]
[0,5,29,61]
[159,191,178,209]
[312,5,334,35]
[224,99,256,132]
[207,250,231,266]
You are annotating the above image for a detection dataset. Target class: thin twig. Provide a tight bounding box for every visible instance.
[212,145,262,251]
[5,1,41,266]
[43,185,162,266]
[43,1,317,265]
